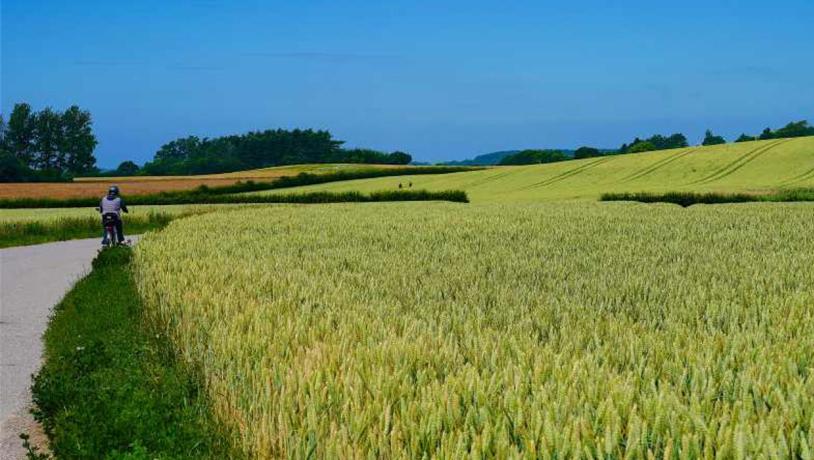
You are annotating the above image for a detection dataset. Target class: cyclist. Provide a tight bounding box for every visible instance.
[98,185,128,245]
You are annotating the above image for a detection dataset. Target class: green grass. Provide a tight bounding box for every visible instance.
[30,247,235,459]
[246,137,814,202]
[0,213,176,248]
[0,204,241,223]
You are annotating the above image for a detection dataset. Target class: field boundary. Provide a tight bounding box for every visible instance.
[0,189,469,209]
[0,213,180,248]
[0,166,477,206]
[601,187,814,206]
[29,247,238,459]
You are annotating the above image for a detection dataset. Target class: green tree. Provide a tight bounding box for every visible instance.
[499,149,568,165]
[619,137,644,154]
[116,160,140,176]
[6,103,37,167]
[628,141,656,153]
[649,135,667,149]
[33,108,63,171]
[758,128,774,140]
[60,106,98,174]
[0,151,35,181]
[773,120,814,138]
[574,146,601,159]
[701,130,726,146]
[664,133,689,149]
[735,134,756,143]
[387,151,412,164]
[620,133,688,154]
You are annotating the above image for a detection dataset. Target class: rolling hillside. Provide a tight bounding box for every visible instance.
[253,137,814,202]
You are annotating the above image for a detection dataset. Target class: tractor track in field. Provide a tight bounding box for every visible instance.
[621,148,698,183]
[781,165,814,185]
[465,168,516,187]
[523,156,614,190]
[434,169,509,191]
[691,139,789,185]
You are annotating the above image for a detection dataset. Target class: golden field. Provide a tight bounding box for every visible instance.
[135,201,814,458]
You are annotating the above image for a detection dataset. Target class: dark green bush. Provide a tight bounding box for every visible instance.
[600,188,814,206]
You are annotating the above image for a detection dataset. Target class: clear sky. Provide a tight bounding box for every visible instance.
[2,0,812,167]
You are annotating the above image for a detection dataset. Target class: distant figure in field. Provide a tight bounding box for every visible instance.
[98,185,129,244]
[408,181,413,188]
[398,183,403,189]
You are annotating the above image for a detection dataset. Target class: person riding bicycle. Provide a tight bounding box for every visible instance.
[99,185,128,244]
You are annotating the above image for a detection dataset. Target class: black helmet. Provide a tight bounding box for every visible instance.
[108,185,120,196]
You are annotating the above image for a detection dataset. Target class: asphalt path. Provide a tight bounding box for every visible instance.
[0,236,138,459]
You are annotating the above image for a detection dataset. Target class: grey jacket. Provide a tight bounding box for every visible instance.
[99,196,128,216]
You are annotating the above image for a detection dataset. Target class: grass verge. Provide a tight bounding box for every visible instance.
[29,247,235,459]
[0,213,173,249]
[600,188,814,207]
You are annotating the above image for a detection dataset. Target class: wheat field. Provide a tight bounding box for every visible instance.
[250,138,814,202]
[134,201,814,458]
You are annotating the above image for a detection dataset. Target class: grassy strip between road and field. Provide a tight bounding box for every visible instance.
[600,187,814,207]
[27,247,237,459]
[0,213,175,249]
[0,167,475,208]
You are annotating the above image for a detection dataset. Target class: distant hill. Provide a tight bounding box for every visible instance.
[442,149,608,165]
[441,151,521,166]
[260,137,814,203]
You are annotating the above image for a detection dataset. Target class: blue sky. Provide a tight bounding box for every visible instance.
[2,0,812,167]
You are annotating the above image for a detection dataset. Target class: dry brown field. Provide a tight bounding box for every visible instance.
[0,164,402,200]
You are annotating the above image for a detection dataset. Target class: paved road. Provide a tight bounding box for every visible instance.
[0,237,137,459]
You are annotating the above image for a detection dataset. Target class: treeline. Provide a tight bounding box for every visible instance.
[1,103,98,181]
[124,131,412,176]
[733,120,814,143]
[619,120,814,154]
[500,119,814,165]
[2,101,416,180]
[619,133,689,154]
[499,150,569,165]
